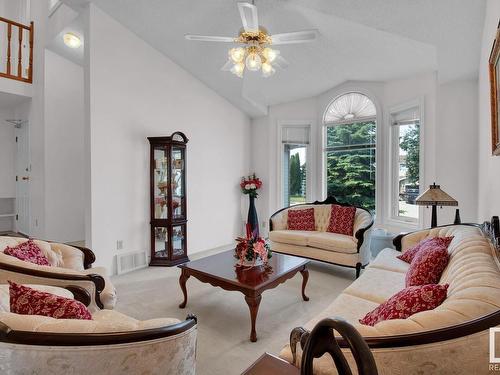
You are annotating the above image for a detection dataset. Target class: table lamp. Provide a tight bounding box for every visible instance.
[415,183,458,228]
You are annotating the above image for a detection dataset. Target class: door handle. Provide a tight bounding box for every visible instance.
[21,176,29,181]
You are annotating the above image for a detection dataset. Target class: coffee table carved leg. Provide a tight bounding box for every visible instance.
[300,266,309,301]
[179,269,190,308]
[244,294,262,342]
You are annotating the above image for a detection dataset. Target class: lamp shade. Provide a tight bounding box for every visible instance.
[415,183,458,206]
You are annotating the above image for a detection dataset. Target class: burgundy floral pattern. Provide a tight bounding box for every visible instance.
[359,284,449,326]
[4,240,50,266]
[398,236,454,263]
[405,246,450,287]
[9,281,92,320]
[327,204,356,236]
[287,208,316,231]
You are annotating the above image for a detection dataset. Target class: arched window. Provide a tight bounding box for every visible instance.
[324,92,377,211]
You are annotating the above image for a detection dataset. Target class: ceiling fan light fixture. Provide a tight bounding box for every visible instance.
[245,52,262,71]
[261,62,275,77]
[231,62,245,77]
[262,47,278,63]
[229,47,246,63]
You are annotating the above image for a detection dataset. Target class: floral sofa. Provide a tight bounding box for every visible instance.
[0,236,116,309]
[269,197,373,278]
[279,221,500,374]
[0,279,196,374]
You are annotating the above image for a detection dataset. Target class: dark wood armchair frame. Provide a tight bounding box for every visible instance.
[289,217,500,368]
[269,196,374,278]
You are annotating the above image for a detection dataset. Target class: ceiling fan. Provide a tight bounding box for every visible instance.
[185,1,319,78]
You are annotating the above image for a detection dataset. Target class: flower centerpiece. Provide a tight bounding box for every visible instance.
[235,224,272,268]
[240,173,263,198]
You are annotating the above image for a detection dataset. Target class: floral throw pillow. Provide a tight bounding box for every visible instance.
[327,204,356,236]
[405,246,450,287]
[359,284,449,326]
[4,240,50,266]
[287,208,315,231]
[9,281,92,320]
[397,236,454,264]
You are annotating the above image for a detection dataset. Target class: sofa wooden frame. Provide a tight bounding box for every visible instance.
[289,217,500,367]
[269,196,374,278]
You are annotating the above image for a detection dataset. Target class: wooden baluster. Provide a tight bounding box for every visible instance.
[18,25,22,78]
[28,22,33,83]
[6,23,12,75]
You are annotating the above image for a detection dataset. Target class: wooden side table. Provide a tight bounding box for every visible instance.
[241,353,299,375]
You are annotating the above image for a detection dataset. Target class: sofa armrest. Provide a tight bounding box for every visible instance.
[0,258,105,312]
[70,245,96,269]
[0,314,197,346]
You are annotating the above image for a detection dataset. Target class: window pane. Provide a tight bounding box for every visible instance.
[326,121,376,148]
[326,147,376,212]
[396,123,420,219]
[283,144,307,206]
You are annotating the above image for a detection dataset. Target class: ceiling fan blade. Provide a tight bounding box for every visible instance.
[271,29,319,45]
[221,60,233,71]
[185,34,235,43]
[273,55,290,69]
[238,2,259,32]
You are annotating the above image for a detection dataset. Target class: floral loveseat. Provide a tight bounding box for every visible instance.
[269,197,373,278]
[279,221,500,374]
[0,236,116,309]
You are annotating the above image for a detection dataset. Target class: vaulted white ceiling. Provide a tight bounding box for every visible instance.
[87,0,485,117]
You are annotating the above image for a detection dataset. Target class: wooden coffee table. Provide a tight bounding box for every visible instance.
[178,250,309,342]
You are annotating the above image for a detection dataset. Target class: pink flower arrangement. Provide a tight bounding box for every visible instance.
[235,224,272,267]
[240,173,263,198]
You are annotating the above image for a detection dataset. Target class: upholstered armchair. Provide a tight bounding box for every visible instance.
[0,236,116,309]
[0,280,197,374]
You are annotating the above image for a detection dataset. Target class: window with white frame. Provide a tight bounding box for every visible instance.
[281,125,310,206]
[324,92,376,212]
[390,106,421,222]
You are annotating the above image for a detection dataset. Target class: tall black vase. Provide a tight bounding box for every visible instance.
[247,195,259,237]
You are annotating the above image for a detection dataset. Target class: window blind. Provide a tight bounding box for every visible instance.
[281,126,310,144]
[392,107,420,126]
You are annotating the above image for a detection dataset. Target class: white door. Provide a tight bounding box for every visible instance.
[15,123,30,235]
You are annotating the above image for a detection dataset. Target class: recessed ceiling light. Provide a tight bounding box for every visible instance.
[63,32,82,48]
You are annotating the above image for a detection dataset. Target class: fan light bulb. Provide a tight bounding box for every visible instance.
[261,62,275,77]
[231,62,245,77]
[245,53,262,71]
[263,48,278,63]
[229,47,245,63]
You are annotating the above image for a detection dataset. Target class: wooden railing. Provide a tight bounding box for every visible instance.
[0,17,33,84]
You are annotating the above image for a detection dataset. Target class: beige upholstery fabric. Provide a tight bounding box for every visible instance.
[272,242,363,268]
[279,225,500,374]
[270,205,372,267]
[269,230,318,246]
[85,267,117,309]
[0,325,197,375]
[307,232,357,254]
[0,237,116,309]
[0,309,180,333]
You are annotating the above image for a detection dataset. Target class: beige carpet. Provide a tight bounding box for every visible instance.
[111,252,355,375]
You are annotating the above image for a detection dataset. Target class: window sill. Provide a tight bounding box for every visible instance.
[378,218,420,234]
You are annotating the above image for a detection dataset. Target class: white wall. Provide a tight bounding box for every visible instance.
[478,0,500,221]
[0,108,16,198]
[44,49,85,242]
[437,79,478,224]
[85,5,251,274]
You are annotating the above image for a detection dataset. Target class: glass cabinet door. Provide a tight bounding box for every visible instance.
[171,146,185,219]
[153,147,169,219]
[172,224,186,258]
[153,226,169,258]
